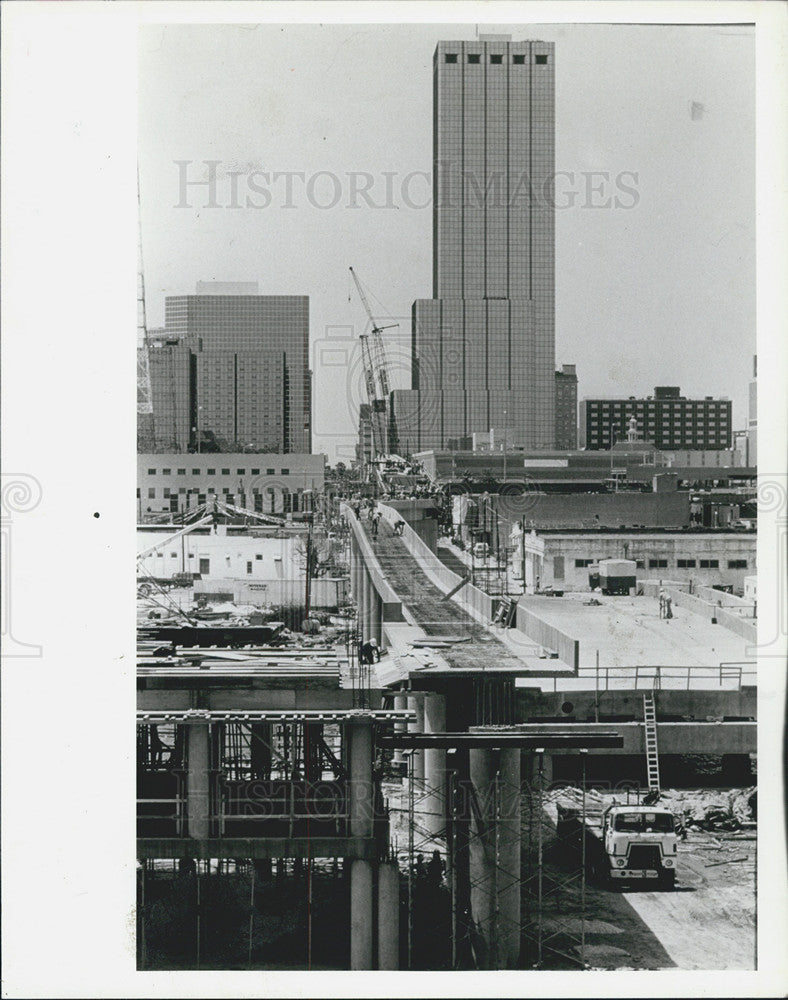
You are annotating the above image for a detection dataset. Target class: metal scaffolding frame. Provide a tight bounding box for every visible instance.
[391,750,594,970]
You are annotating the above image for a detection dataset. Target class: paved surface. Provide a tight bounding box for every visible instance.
[522,593,751,670]
[360,518,530,672]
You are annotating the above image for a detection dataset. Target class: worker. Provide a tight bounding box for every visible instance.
[393,519,405,536]
[426,849,446,887]
[665,594,673,620]
[371,511,381,536]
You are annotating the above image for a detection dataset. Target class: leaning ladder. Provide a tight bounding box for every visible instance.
[643,693,661,793]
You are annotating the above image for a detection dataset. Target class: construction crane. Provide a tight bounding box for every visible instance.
[137,169,155,450]
[349,267,398,464]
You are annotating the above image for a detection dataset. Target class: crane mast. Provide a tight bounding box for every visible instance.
[137,171,156,449]
[349,267,397,466]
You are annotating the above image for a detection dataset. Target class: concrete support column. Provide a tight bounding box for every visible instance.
[407,694,425,780]
[363,570,375,643]
[187,723,211,840]
[350,860,374,970]
[377,860,400,970]
[422,693,447,838]
[347,718,374,970]
[469,747,522,969]
[392,693,407,765]
[371,591,383,647]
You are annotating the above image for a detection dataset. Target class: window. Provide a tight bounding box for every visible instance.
[147,468,156,475]
[728,559,747,569]
[163,487,170,497]
[490,54,503,64]
[136,488,140,498]
[255,554,263,560]
[281,468,290,475]
[162,468,171,476]
[222,487,230,495]
[207,469,216,476]
[445,53,458,63]
[177,468,186,475]
[267,468,275,475]
[148,488,155,498]
[649,559,668,569]
[222,468,230,475]
[513,54,526,64]
[535,54,548,64]
[237,468,246,475]
[575,558,594,568]
[246,562,253,575]
[635,560,645,569]
[170,552,177,559]
[252,468,260,476]
[468,53,481,64]
[192,468,200,475]
[700,559,719,569]
[677,559,696,568]
[179,487,187,495]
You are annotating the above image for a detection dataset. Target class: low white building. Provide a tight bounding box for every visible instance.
[137,526,348,608]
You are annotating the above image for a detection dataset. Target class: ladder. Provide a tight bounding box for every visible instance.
[643,693,661,793]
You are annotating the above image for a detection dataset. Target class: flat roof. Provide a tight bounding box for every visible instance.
[520,593,752,670]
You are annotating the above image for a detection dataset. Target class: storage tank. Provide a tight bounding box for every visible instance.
[598,558,637,595]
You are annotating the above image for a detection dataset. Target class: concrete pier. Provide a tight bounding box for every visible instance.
[187,723,210,840]
[423,693,447,837]
[350,860,373,970]
[377,861,400,970]
[347,718,374,970]
[407,694,425,781]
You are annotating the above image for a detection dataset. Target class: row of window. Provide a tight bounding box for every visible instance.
[445,53,549,65]
[146,468,291,477]
[139,486,301,498]
[574,557,747,570]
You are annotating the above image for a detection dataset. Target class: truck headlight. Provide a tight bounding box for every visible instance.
[664,859,674,867]
[616,858,626,867]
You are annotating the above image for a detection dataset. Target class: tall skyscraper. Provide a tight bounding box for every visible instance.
[391,36,556,453]
[147,284,311,453]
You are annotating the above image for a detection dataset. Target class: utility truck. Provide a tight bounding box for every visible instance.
[556,793,678,887]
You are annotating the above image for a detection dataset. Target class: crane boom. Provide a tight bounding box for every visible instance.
[349,267,397,460]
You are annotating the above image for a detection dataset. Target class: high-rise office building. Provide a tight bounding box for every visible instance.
[146,284,311,453]
[555,364,578,449]
[579,387,732,451]
[391,36,556,452]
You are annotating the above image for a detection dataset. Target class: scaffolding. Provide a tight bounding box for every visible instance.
[389,751,596,970]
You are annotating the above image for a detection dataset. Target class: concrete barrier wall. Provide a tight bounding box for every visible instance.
[715,607,757,641]
[696,586,756,613]
[378,503,494,624]
[515,604,580,670]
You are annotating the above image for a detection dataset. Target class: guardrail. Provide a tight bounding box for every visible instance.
[573,662,756,692]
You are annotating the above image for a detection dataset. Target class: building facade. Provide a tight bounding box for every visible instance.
[516,528,756,594]
[391,36,556,453]
[145,284,311,453]
[137,452,325,517]
[580,386,732,451]
[554,364,578,449]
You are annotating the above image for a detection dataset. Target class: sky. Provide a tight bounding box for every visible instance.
[139,22,755,462]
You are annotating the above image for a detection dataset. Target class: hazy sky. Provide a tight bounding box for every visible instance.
[139,22,755,462]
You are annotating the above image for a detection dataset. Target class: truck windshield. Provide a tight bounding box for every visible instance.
[614,812,673,833]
